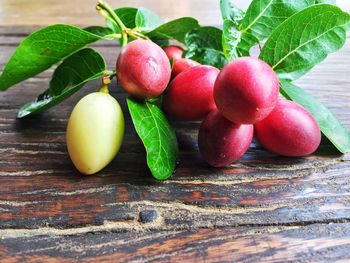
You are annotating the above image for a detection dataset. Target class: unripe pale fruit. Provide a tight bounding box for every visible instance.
[172,58,200,79]
[164,65,219,121]
[117,39,171,100]
[198,110,253,167]
[255,99,321,157]
[214,57,279,124]
[66,92,125,175]
[163,45,184,60]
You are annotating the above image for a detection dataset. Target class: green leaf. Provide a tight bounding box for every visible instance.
[127,97,179,180]
[237,0,315,55]
[0,24,107,91]
[185,49,227,69]
[185,26,224,51]
[222,19,242,60]
[280,80,350,154]
[84,26,114,38]
[147,17,200,44]
[18,48,106,118]
[184,26,227,68]
[106,7,138,33]
[220,0,245,24]
[260,4,350,80]
[316,0,336,3]
[135,7,164,32]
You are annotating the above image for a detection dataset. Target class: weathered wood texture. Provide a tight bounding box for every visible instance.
[0,26,350,262]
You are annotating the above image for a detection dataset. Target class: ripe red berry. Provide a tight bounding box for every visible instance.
[255,99,321,157]
[163,45,184,60]
[117,39,171,100]
[198,110,253,167]
[214,57,279,124]
[164,65,219,121]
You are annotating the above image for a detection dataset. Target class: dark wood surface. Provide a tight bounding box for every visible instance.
[0,26,350,262]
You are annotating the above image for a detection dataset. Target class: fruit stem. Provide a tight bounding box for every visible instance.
[97,0,128,46]
[124,29,150,40]
[100,76,111,94]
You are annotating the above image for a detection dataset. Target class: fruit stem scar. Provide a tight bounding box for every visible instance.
[99,76,111,94]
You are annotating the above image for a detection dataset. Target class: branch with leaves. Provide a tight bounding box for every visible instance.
[0,0,349,180]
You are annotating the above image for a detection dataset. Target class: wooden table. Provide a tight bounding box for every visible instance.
[1,2,350,262]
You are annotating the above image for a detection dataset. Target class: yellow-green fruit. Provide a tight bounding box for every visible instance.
[66,92,124,175]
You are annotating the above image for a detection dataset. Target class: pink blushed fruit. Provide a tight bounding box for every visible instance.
[198,110,254,167]
[255,98,321,157]
[117,39,171,100]
[214,57,279,124]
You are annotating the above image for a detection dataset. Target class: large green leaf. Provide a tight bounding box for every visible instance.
[0,24,107,91]
[135,7,163,32]
[260,4,350,80]
[147,17,200,44]
[220,0,245,24]
[18,48,106,118]
[222,19,242,60]
[84,26,114,37]
[127,98,179,180]
[237,0,314,55]
[280,81,350,154]
[184,26,227,68]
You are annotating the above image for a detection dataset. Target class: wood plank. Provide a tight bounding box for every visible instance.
[1,223,350,262]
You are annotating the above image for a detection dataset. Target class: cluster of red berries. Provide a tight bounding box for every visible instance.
[117,39,321,168]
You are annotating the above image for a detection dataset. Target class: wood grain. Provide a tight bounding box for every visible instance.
[0,26,350,262]
[1,223,350,262]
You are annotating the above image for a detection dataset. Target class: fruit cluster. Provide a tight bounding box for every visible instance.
[1,1,348,179]
[66,37,323,175]
[164,44,321,167]
[111,39,321,169]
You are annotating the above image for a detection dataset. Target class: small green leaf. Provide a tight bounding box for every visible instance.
[280,80,350,154]
[260,4,350,80]
[147,17,200,44]
[106,7,138,33]
[184,26,227,68]
[237,0,315,55]
[127,97,179,180]
[185,26,224,52]
[220,0,245,24]
[185,48,227,69]
[222,19,242,60]
[135,7,164,32]
[18,48,106,118]
[0,24,107,91]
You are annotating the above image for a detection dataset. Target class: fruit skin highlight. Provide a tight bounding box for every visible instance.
[214,57,279,124]
[198,110,254,167]
[163,45,184,60]
[171,58,200,79]
[164,65,219,121]
[66,92,125,175]
[255,99,321,157]
[117,39,171,100]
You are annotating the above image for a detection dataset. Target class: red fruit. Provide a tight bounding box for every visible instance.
[172,58,200,79]
[198,110,253,167]
[117,39,171,100]
[214,57,279,124]
[163,45,184,60]
[164,65,219,121]
[255,99,321,157]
